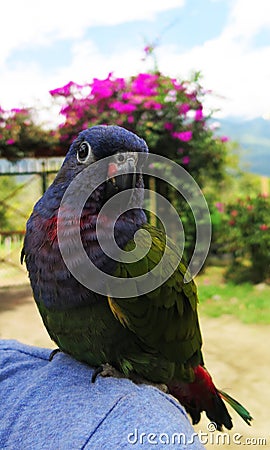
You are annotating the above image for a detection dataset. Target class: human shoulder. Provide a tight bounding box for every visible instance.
[0,340,204,449]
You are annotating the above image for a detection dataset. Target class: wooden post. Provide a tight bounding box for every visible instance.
[41,161,48,194]
[149,176,157,227]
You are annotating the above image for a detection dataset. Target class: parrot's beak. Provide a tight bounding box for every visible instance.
[105,154,138,198]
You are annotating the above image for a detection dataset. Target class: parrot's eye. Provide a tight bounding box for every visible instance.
[115,153,126,163]
[77,141,92,163]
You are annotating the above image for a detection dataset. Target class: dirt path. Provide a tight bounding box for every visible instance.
[0,285,269,449]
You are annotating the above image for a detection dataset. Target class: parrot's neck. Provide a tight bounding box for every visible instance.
[28,184,147,309]
[39,179,147,254]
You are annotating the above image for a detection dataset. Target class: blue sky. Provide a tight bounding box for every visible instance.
[1,0,270,122]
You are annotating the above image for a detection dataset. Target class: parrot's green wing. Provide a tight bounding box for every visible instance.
[108,223,203,383]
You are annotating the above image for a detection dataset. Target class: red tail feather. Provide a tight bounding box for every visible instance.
[168,365,233,431]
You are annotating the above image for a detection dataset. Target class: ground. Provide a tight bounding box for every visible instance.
[0,283,269,449]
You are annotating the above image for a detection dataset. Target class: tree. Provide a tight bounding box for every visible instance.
[0,107,58,160]
[50,72,229,185]
[216,194,270,283]
[50,72,230,259]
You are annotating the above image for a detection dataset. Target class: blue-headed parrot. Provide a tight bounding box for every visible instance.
[22,125,252,430]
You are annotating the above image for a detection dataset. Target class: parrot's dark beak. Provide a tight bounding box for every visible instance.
[105,153,138,199]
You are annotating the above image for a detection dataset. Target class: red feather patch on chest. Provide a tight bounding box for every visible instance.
[43,213,99,245]
[44,216,58,243]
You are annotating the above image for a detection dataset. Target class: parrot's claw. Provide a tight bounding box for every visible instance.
[49,348,61,361]
[130,374,169,393]
[146,382,169,393]
[91,363,124,383]
[90,363,168,394]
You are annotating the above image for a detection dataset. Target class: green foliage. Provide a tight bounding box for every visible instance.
[216,194,270,283]
[0,175,45,232]
[0,177,19,230]
[0,107,58,160]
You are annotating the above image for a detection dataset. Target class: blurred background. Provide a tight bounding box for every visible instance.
[0,1,269,448]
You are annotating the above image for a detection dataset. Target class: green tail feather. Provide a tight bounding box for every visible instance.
[219,390,253,426]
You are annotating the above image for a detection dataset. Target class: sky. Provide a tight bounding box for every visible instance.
[1,0,270,123]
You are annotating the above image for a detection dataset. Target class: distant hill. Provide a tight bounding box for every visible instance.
[215,117,270,176]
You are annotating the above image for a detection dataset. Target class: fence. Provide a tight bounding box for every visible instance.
[0,157,63,286]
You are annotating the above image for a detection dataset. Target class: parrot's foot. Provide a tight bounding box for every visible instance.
[91,364,168,394]
[91,363,125,383]
[49,348,61,361]
[143,381,168,393]
[130,374,169,393]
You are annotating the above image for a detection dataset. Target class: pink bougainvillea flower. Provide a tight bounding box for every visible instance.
[144,45,154,55]
[6,138,15,145]
[171,79,185,91]
[11,108,28,114]
[179,103,190,115]
[110,101,136,114]
[131,73,158,96]
[91,79,113,99]
[172,131,193,142]
[259,224,268,231]
[164,122,174,131]
[90,74,125,100]
[49,81,82,97]
[144,100,162,110]
[111,76,126,91]
[122,92,142,105]
[182,156,190,165]
[220,136,229,143]
[195,107,203,121]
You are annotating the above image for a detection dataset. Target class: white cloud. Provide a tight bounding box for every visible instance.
[59,40,150,81]
[0,0,184,64]
[155,0,270,118]
[225,0,270,41]
[0,40,152,125]
[1,0,270,120]
[0,0,184,116]
[156,38,270,118]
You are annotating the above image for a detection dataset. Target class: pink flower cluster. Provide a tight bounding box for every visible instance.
[49,81,84,97]
[47,71,229,169]
[172,131,193,142]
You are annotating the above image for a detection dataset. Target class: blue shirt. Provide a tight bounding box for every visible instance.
[0,340,204,449]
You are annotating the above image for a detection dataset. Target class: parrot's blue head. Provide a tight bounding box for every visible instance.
[36,125,149,219]
[73,125,149,160]
[54,124,148,192]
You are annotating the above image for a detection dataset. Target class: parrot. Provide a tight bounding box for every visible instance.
[21,125,252,431]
